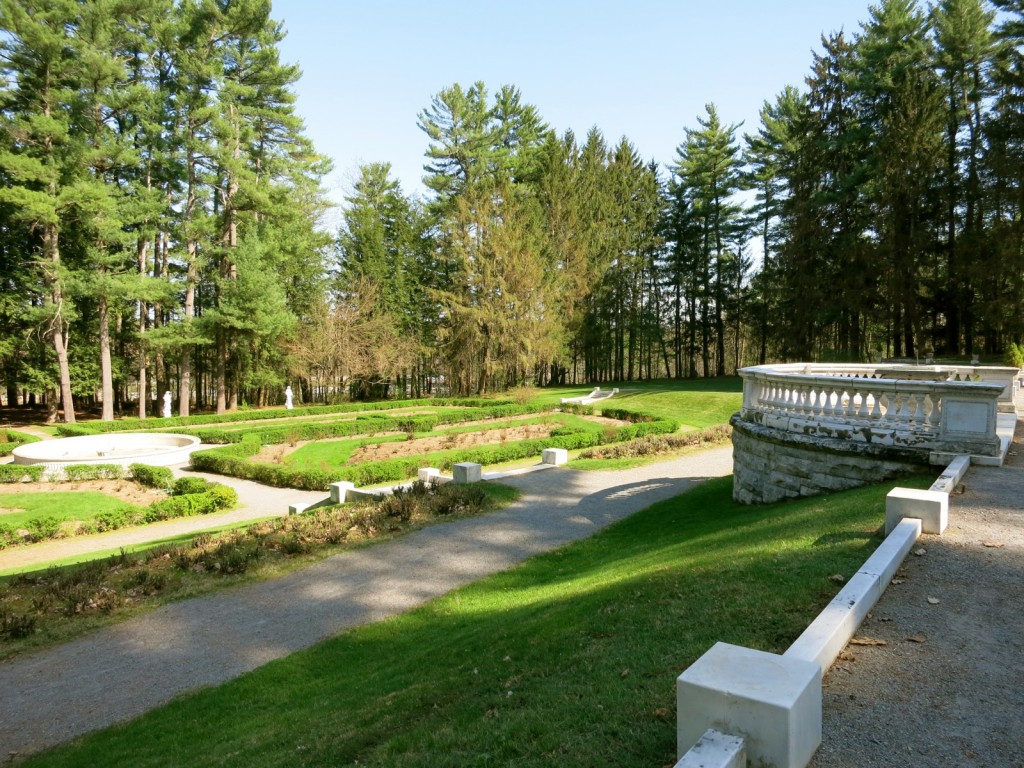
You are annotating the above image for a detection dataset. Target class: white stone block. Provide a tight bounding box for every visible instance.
[330,481,356,504]
[885,487,947,535]
[418,467,441,484]
[453,462,482,484]
[677,642,821,768]
[675,729,745,768]
[288,502,311,515]
[929,455,970,494]
[785,517,920,672]
[541,448,568,466]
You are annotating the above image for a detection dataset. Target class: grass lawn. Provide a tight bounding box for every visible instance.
[20,473,930,768]
[0,492,143,531]
[526,377,742,429]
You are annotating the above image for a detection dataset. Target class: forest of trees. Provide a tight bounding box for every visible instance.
[2,0,1023,421]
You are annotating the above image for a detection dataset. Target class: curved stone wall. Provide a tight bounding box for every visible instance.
[731,416,929,505]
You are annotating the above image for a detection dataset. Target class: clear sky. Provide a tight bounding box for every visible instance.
[271,0,877,222]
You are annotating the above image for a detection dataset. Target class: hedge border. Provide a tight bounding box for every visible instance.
[190,415,680,491]
[54,397,517,437]
[0,430,41,457]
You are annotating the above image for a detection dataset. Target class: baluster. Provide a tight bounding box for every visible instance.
[897,392,913,425]
[822,386,836,417]
[844,389,858,419]
[795,385,809,416]
[912,393,926,423]
[869,390,883,420]
[855,387,870,419]
[927,393,941,428]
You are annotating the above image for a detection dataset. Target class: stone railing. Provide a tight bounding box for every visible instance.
[738,363,1006,458]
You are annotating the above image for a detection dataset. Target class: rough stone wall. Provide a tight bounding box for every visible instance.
[731,415,931,505]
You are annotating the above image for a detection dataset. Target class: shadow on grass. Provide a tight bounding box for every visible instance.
[15,474,926,768]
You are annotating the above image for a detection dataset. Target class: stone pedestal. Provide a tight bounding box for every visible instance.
[541,448,568,466]
[330,481,356,504]
[677,642,821,768]
[418,467,441,484]
[885,487,948,534]
[288,502,311,515]
[453,462,481,484]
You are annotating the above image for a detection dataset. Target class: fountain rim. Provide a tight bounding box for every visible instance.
[12,432,202,468]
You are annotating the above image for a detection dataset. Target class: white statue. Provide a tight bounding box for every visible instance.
[162,390,172,418]
[285,385,294,410]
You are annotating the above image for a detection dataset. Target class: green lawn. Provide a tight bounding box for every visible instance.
[528,377,743,429]
[0,492,143,530]
[21,474,929,768]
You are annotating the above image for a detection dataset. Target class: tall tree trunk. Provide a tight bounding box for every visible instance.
[42,224,75,423]
[99,291,114,421]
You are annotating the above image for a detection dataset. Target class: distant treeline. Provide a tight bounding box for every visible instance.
[1,0,1023,420]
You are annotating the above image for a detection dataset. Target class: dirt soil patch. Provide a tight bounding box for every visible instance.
[350,424,555,463]
[0,480,164,507]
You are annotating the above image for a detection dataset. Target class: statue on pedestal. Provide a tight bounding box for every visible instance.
[162,391,172,418]
[285,385,294,410]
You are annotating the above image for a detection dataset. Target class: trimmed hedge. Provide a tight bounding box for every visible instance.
[63,464,125,482]
[0,465,44,483]
[0,430,41,457]
[129,464,174,489]
[179,403,544,446]
[190,417,680,491]
[54,397,518,437]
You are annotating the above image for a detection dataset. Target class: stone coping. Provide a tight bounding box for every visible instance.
[676,445,985,768]
[12,432,202,469]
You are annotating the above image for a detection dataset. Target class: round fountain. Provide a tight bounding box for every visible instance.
[12,433,202,471]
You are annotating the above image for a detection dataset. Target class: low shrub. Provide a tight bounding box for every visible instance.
[63,464,125,482]
[0,465,44,484]
[0,608,37,639]
[0,430,41,457]
[172,476,212,496]
[1005,342,1024,369]
[25,516,62,542]
[129,464,174,489]
[578,424,731,460]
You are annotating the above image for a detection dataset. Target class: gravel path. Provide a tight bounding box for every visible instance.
[0,446,734,760]
[811,425,1024,768]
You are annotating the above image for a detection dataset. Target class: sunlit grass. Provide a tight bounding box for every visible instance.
[0,492,144,529]
[21,474,930,768]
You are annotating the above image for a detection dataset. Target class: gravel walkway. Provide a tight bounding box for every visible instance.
[811,425,1024,768]
[0,446,733,760]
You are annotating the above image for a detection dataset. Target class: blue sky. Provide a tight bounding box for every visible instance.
[272,0,876,220]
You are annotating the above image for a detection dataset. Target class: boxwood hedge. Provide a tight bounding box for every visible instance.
[189,416,680,490]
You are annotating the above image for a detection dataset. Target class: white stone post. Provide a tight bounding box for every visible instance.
[541,448,568,466]
[330,481,356,504]
[453,462,482,484]
[418,467,441,485]
[677,642,821,768]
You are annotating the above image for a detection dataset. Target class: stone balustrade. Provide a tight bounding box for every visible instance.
[732,362,1010,504]
[738,363,1005,458]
